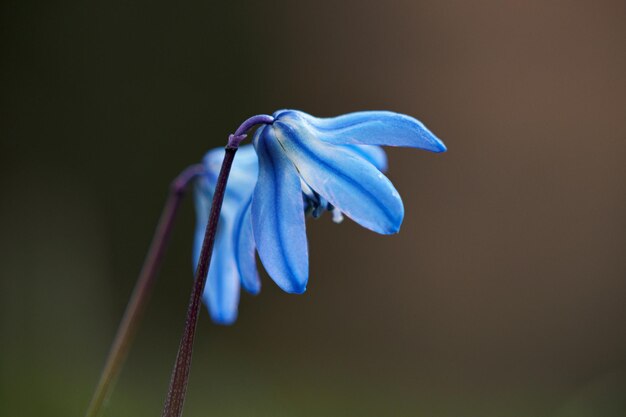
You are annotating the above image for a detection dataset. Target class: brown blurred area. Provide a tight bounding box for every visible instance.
[1,1,625,416]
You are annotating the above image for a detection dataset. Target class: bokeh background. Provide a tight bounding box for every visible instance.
[1,1,625,416]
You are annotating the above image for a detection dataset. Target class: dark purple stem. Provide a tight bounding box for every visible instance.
[85,164,204,417]
[161,114,274,417]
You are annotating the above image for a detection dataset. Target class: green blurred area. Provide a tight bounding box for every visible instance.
[1,1,626,416]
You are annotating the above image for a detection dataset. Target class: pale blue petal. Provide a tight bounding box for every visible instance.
[203,219,240,325]
[192,181,211,271]
[342,144,388,172]
[193,176,240,325]
[252,125,309,294]
[233,200,260,295]
[273,121,404,234]
[203,145,258,202]
[279,110,446,153]
[225,145,259,198]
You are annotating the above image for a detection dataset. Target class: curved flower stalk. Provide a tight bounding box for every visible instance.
[251,109,446,295]
[193,143,388,324]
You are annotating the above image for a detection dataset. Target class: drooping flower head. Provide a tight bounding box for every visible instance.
[194,110,445,324]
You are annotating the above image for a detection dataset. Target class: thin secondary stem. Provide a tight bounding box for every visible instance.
[162,114,274,417]
[85,164,204,417]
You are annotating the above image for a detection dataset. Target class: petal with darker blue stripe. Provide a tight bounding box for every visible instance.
[252,125,309,294]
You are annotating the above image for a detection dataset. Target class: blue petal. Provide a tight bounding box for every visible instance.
[233,200,261,295]
[252,125,309,294]
[281,110,446,153]
[273,120,404,235]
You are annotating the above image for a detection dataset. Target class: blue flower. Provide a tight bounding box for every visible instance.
[194,110,445,323]
[251,110,445,295]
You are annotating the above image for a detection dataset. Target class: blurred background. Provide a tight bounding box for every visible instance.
[1,1,625,416]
